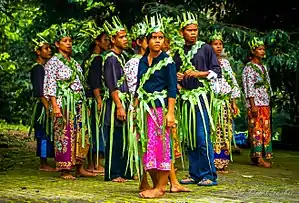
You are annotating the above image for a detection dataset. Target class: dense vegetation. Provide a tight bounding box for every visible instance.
[0,0,298,136]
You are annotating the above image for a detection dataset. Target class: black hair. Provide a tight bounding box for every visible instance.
[88,32,107,53]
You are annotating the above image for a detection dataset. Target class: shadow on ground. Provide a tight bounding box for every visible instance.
[0,129,299,203]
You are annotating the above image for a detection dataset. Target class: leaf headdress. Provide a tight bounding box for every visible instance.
[131,21,148,40]
[208,30,223,43]
[248,37,264,51]
[32,33,49,51]
[79,19,105,40]
[144,14,165,36]
[177,11,198,30]
[103,16,126,38]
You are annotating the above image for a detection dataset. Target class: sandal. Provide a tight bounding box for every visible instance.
[179,177,198,184]
[197,179,218,186]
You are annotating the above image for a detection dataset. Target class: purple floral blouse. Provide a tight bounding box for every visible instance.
[43,56,84,107]
[242,62,271,107]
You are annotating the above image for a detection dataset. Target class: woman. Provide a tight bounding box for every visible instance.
[135,18,178,198]
[82,31,110,174]
[209,31,240,173]
[242,37,272,168]
[30,39,55,172]
[43,32,97,179]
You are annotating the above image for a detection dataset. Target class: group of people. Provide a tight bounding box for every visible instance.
[30,12,273,198]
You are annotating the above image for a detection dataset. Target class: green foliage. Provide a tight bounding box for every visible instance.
[0,0,298,127]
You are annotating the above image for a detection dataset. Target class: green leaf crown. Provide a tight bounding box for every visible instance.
[208,30,223,43]
[103,16,126,37]
[131,21,148,40]
[32,33,49,51]
[79,20,105,40]
[177,12,198,29]
[248,37,264,50]
[144,14,165,36]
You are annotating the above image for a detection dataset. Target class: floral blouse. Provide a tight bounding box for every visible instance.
[217,58,241,99]
[43,56,84,108]
[123,56,140,95]
[242,62,271,107]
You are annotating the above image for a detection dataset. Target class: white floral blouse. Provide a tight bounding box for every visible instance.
[242,62,271,107]
[43,56,84,108]
[217,58,241,99]
[123,57,140,95]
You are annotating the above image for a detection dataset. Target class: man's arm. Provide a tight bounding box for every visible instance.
[104,56,126,121]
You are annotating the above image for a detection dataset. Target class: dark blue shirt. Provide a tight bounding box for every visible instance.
[136,52,177,107]
[103,51,129,127]
[31,64,44,98]
[174,43,221,90]
[82,55,103,98]
[30,64,45,128]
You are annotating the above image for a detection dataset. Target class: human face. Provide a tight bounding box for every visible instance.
[211,40,223,57]
[111,30,128,50]
[182,24,198,45]
[137,38,148,51]
[252,45,266,59]
[55,36,72,55]
[162,38,170,52]
[98,33,110,51]
[37,43,52,60]
[148,32,164,52]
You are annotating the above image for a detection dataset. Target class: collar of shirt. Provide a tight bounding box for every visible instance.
[140,51,168,67]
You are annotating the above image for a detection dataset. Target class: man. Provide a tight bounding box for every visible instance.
[174,12,221,186]
[102,16,132,182]
[30,37,55,171]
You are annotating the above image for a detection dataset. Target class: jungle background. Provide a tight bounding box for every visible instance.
[0,0,299,202]
[0,0,298,138]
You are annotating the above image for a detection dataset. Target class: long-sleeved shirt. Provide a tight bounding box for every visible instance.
[30,63,46,128]
[242,62,271,107]
[43,56,83,108]
[174,43,221,90]
[82,55,103,98]
[217,58,240,98]
[135,51,177,107]
[103,51,129,127]
[123,56,140,96]
[31,64,45,98]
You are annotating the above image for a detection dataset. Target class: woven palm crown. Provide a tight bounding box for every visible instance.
[177,12,198,29]
[144,14,165,36]
[103,16,126,37]
[248,37,264,50]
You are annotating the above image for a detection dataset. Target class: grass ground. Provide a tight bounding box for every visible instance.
[0,126,299,203]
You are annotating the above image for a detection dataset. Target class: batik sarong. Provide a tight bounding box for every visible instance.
[213,105,232,170]
[248,106,272,159]
[54,104,90,170]
[143,107,171,171]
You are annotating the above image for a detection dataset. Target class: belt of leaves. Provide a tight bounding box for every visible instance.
[28,99,53,141]
[211,97,234,161]
[54,54,90,148]
[101,51,134,179]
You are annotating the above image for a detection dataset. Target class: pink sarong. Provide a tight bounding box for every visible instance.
[143,107,171,171]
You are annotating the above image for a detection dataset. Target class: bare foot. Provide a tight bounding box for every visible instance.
[112,177,127,183]
[139,183,152,192]
[95,165,105,172]
[170,184,191,193]
[39,165,56,172]
[217,169,229,174]
[87,164,94,172]
[61,172,76,180]
[77,168,98,177]
[139,188,165,198]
